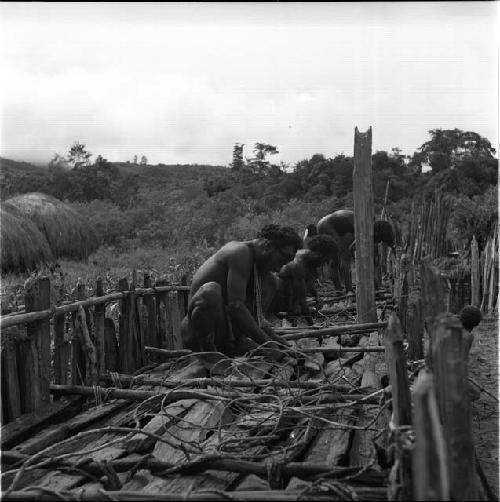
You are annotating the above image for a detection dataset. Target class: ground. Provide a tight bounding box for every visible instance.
[469,314,499,499]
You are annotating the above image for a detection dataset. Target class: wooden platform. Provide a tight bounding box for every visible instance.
[1,317,391,501]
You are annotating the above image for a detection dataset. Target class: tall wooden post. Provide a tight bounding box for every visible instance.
[95,278,106,377]
[431,313,478,501]
[353,126,377,324]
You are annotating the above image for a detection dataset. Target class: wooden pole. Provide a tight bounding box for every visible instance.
[20,277,51,412]
[412,370,450,500]
[407,297,423,361]
[431,313,478,501]
[53,310,69,391]
[353,126,377,324]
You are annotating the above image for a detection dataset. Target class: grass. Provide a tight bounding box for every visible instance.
[0,243,215,313]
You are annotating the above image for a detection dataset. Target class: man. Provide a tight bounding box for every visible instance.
[180,225,302,359]
[316,210,395,292]
[273,234,339,325]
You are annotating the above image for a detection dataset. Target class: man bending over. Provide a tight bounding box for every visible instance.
[180,225,302,359]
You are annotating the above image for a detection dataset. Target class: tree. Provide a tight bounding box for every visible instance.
[48,153,69,171]
[140,155,148,166]
[133,155,138,165]
[247,143,279,175]
[413,129,496,173]
[68,141,92,169]
[231,143,245,170]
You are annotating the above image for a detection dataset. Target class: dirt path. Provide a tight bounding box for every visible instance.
[468,314,499,499]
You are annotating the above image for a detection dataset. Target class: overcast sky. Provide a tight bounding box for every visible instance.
[1,2,498,167]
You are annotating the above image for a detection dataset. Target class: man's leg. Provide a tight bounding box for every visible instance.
[181,282,228,353]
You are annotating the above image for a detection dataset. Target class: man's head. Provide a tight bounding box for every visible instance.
[459,306,482,332]
[305,234,339,267]
[374,220,395,248]
[256,224,302,271]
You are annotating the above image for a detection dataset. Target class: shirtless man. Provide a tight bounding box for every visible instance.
[180,225,302,359]
[316,210,395,292]
[273,235,339,326]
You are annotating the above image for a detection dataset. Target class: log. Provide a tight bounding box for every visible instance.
[279,322,387,340]
[99,373,354,392]
[430,313,478,501]
[412,370,450,500]
[0,286,191,331]
[21,277,51,412]
[48,384,380,405]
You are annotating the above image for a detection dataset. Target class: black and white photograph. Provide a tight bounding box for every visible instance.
[0,2,498,500]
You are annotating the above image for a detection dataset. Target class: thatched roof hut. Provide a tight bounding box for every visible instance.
[2,192,99,262]
[1,204,54,272]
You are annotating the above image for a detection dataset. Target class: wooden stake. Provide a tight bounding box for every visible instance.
[94,278,106,377]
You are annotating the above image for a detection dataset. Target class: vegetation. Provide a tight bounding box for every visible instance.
[0,129,497,294]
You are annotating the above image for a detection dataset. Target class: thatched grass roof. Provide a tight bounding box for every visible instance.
[3,192,99,262]
[1,204,54,272]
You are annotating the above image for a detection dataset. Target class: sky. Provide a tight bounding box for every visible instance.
[0,2,498,167]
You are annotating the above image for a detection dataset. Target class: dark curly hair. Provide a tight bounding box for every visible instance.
[459,306,482,332]
[306,234,339,257]
[257,224,302,251]
[374,220,395,248]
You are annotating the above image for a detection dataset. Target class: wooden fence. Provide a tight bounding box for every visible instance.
[1,275,189,425]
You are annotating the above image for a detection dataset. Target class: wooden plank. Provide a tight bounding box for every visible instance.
[1,332,22,422]
[11,400,132,455]
[169,292,183,350]
[157,291,170,349]
[1,396,83,449]
[152,400,232,464]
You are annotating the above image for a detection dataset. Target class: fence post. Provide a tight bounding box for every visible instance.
[406,296,423,361]
[53,308,69,393]
[430,313,478,501]
[20,277,51,412]
[412,370,450,500]
[71,283,87,385]
[118,278,134,374]
[95,278,106,377]
[385,312,412,426]
[353,126,377,324]
[169,292,183,349]
[143,274,159,362]
[1,330,22,421]
[130,273,145,369]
